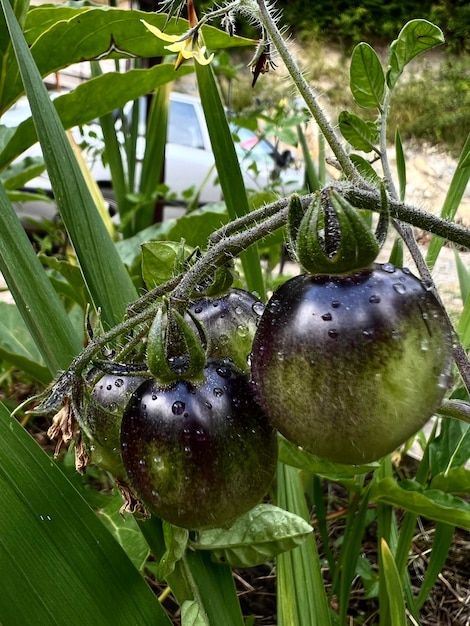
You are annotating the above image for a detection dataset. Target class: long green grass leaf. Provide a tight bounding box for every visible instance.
[195,61,265,299]
[0,403,170,625]
[0,183,82,373]
[1,0,138,327]
[414,522,454,610]
[426,132,470,270]
[276,462,331,626]
[380,539,407,626]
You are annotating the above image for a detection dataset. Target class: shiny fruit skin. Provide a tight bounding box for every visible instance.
[84,374,146,476]
[187,288,265,372]
[251,263,453,465]
[120,360,277,530]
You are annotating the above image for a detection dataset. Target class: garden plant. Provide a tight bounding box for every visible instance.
[1,0,470,624]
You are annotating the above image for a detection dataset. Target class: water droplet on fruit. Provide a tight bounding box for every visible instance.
[172,400,186,415]
[369,294,381,304]
[205,401,213,410]
[422,280,434,291]
[216,365,232,379]
[212,301,219,307]
[277,351,285,361]
[421,339,429,351]
[234,306,243,315]
[321,312,332,321]
[237,324,248,337]
[331,300,340,309]
[382,262,396,273]
[106,384,112,391]
[393,283,406,294]
[391,329,400,340]
[362,328,374,340]
[252,301,265,316]
[115,378,124,388]
[268,299,281,313]
[219,333,229,346]
[213,387,224,397]
[183,445,192,456]
[328,329,339,339]
[138,458,146,467]
[194,306,203,314]
[108,402,118,413]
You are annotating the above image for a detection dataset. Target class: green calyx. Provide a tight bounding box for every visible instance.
[147,303,207,384]
[289,189,380,275]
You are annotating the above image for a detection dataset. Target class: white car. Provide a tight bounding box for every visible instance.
[1,90,305,228]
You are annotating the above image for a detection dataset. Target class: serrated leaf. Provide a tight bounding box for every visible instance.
[191,504,312,568]
[279,437,379,478]
[370,477,470,530]
[181,600,209,626]
[338,111,379,153]
[387,19,444,89]
[350,42,385,109]
[157,523,189,580]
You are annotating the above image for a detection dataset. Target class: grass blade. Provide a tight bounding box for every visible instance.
[0,403,171,625]
[414,522,454,611]
[276,462,332,626]
[426,132,470,270]
[195,61,265,299]
[380,539,407,626]
[0,182,82,373]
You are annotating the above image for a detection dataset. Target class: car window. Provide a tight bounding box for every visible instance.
[168,101,205,149]
[232,126,276,163]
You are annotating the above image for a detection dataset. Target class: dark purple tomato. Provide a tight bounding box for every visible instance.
[186,288,265,373]
[120,360,277,529]
[251,263,454,465]
[84,374,146,476]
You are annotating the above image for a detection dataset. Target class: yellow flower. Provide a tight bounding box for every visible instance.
[141,20,214,70]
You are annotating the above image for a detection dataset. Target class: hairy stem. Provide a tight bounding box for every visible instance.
[255,0,362,183]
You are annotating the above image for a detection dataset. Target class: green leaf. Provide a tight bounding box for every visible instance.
[428,417,470,475]
[0,301,50,383]
[276,463,332,626]
[395,127,406,201]
[338,111,379,153]
[426,132,470,270]
[166,203,229,248]
[2,7,255,112]
[0,155,45,188]
[97,494,150,571]
[279,437,379,477]
[195,61,265,299]
[2,0,138,328]
[142,241,194,290]
[0,64,194,172]
[387,19,444,89]
[380,539,407,626]
[0,182,82,373]
[0,403,171,625]
[181,601,209,626]
[350,42,385,109]
[192,504,312,568]
[431,467,470,494]
[370,477,470,530]
[157,522,189,580]
[349,153,381,185]
[414,523,454,610]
